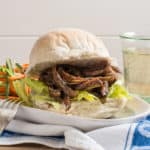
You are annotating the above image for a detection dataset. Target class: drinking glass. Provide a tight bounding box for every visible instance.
[120,32,150,100]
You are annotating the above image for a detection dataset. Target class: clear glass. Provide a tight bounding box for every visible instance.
[120,32,150,97]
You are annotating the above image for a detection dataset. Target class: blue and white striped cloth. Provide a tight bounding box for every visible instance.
[127,115,150,150]
[0,115,150,150]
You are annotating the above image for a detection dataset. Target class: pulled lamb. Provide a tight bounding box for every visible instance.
[39,58,120,109]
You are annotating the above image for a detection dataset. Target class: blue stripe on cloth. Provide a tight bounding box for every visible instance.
[146,115,150,120]
[130,115,150,150]
[0,130,25,137]
[0,130,64,141]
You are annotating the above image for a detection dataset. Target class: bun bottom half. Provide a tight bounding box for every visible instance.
[33,98,127,119]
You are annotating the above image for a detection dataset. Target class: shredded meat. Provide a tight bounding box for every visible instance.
[51,66,77,98]
[48,86,61,97]
[39,58,120,108]
[75,78,103,90]
[82,65,114,77]
[58,67,86,84]
[100,81,109,97]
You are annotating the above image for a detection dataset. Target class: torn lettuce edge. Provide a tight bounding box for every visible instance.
[108,81,132,100]
[13,78,131,109]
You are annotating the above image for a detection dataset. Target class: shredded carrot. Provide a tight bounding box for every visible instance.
[0,96,19,100]
[25,84,31,96]
[0,72,6,80]
[0,72,6,94]
[0,87,5,94]
[0,62,29,99]
[9,73,25,81]
[9,73,25,96]
[0,72,6,75]
[14,63,29,73]
[22,63,29,69]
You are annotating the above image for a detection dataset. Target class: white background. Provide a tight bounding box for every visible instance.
[0,0,150,68]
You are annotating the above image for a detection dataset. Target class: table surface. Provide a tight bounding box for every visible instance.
[0,144,66,150]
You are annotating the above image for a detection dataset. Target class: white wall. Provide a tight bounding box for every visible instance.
[0,0,150,68]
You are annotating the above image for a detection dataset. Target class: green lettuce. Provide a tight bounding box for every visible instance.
[13,77,131,109]
[13,78,60,109]
[13,79,31,105]
[24,78,49,94]
[74,91,100,102]
[108,82,131,99]
[30,94,60,110]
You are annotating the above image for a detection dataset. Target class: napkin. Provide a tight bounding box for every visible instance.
[0,115,150,150]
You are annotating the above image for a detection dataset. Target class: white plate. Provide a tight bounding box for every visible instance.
[15,96,150,131]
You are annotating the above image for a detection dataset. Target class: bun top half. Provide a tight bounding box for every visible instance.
[27,28,111,76]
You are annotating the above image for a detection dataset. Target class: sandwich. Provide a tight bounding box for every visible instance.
[13,28,131,118]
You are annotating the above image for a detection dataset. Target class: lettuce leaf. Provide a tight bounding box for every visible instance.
[30,94,60,110]
[24,78,100,103]
[108,82,131,99]
[13,79,32,106]
[13,78,60,109]
[13,77,131,110]
[74,91,100,102]
[24,78,49,94]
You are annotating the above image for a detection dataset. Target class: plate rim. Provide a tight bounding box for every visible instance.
[20,95,150,122]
